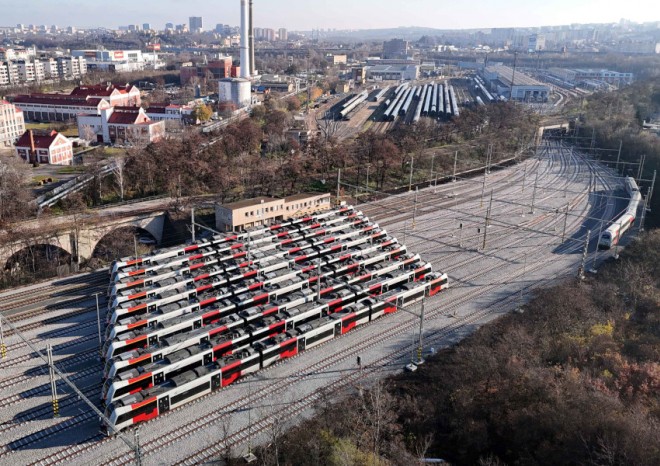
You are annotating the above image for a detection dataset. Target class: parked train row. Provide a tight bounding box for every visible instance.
[598,177,642,249]
[382,81,460,123]
[103,270,446,432]
[101,206,448,433]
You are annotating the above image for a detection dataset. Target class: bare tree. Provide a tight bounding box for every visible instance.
[111,155,127,201]
[315,112,341,142]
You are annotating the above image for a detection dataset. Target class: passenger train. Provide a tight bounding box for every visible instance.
[101,204,449,435]
[598,177,642,249]
[102,271,447,432]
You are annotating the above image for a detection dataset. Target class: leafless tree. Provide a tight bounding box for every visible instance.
[111,155,127,201]
[315,112,341,142]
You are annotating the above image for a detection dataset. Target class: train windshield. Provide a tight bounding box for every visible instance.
[103,359,114,377]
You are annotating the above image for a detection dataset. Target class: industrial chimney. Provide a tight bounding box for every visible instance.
[239,0,250,79]
[249,0,255,76]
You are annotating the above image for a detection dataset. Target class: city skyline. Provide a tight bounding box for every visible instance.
[1,0,658,31]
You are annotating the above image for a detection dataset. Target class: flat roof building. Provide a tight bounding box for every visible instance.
[365,64,419,81]
[215,193,331,232]
[482,65,550,102]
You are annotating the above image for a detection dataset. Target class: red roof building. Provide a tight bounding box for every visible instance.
[11,83,140,123]
[14,130,73,165]
[77,106,165,145]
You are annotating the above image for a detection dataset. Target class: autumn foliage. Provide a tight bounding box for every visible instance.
[255,231,660,466]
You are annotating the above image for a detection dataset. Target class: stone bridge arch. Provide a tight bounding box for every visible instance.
[78,212,166,261]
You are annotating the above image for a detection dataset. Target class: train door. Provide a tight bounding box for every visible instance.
[154,372,164,385]
[299,337,306,352]
[334,321,342,336]
[149,335,158,346]
[211,374,221,390]
[194,319,202,330]
[204,352,213,365]
[158,395,170,413]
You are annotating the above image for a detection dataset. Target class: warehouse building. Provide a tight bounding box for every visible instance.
[365,64,419,81]
[548,67,633,85]
[482,65,549,102]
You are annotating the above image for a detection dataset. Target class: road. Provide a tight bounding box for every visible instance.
[0,139,634,465]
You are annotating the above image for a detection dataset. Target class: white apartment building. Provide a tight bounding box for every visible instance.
[0,100,26,147]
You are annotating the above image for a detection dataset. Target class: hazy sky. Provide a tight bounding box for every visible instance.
[1,0,658,31]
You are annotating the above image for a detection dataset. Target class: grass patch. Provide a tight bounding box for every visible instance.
[100,147,127,156]
[56,166,85,175]
[25,122,78,137]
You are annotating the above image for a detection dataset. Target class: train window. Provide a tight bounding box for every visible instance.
[113,376,153,399]
[305,328,334,346]
[402,290,424,304]
[115,398,157,426]
[171,381,211,406]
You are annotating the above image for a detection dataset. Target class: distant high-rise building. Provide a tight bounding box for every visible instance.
[165,22,174,30]
[189,16,203,33]
[143,23,151,31]
[383,39,409,59]
[526,34,545,51]
[278,28,288,41]
[265,28,275,42]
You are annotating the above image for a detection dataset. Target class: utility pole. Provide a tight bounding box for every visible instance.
[411,187,418,230]
[134,427,142,466]
[561,203,569,243]
[133,235,138,260]
[0,317,5,359]
[481,210,489,250]
[452,150,458,182]
[408,156,414,192]
[616,140,622,174]
[365,163,371,200]
[430,153,435,183]
[648,170,656,205]
[480,169,486,208]
[47,344,59,417]
[637,154,646,180]
[191,208,195,242]
[639,188,649,232]
[530,170,539,214]
[95,293,102,358]
[590,220,604,273]
[521,164,527,193]
[458,223,463,248]
[316,255,322,300]
[486,190,493,227]
[336,169,341,205]
[578,229,591,280]
[416,299,425,365]
[511,51,518,99]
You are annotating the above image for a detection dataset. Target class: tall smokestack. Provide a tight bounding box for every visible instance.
[239,0,250,79]
[249,0,255,76]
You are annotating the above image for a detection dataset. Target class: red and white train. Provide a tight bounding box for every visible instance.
[103,271,447,432]
[598,177,642,249]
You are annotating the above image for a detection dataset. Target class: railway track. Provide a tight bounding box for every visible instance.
[0,271,108,315]
[2,142,623,465]
[29,147,604,464]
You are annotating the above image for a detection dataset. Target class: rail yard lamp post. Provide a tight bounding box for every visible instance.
[95,292,103,358]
